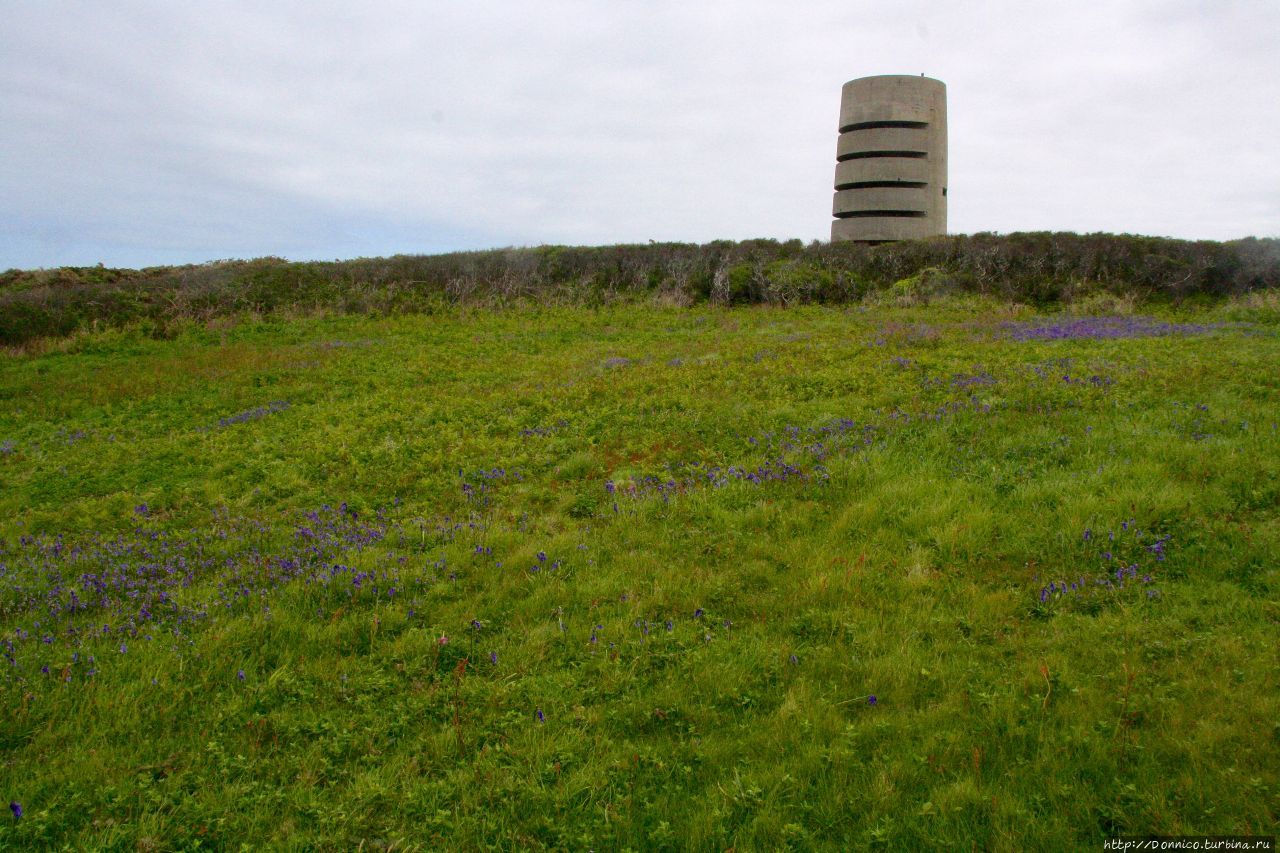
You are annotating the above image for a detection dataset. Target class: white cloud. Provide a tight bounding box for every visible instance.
[2,0,1276,267]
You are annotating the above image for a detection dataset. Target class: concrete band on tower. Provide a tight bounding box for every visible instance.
[831,75,947,243]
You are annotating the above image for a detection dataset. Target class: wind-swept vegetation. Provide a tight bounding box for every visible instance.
[3,232,1278,347]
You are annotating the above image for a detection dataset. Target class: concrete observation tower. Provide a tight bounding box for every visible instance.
[831,75,947,242]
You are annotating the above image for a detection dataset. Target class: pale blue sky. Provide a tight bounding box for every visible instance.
[2,0,1277,268]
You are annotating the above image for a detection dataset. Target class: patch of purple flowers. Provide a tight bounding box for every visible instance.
[1037,520,1167,606]
[1005,316,1223,342]
[949,370,996,389]
[519,419,568,438]
[0,502,421,682]
[216,400,289,428]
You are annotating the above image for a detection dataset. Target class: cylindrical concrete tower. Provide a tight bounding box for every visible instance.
[831,75,947,242]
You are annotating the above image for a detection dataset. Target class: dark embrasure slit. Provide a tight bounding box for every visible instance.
[839,120,928,132]
[837,150,928,162]
[834,210,928,219]
[835,180,928,190]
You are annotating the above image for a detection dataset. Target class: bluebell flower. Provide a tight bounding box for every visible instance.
[489,651,498,664]
[9,801,20,820]
[237,669,245,681]
[868,695,877,706]
[536,708,545,724]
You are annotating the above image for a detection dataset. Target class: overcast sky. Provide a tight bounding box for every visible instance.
[2,1,1277,269]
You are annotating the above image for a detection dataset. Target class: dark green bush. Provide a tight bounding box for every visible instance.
[1,233,1276,346]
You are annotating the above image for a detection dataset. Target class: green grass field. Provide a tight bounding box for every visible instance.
[1,298,1277,849]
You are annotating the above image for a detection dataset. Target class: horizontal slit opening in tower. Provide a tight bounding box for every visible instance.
[835,180,928,190]
[837,150,928,162]
[839,120,928,132]
[834,210,928,219]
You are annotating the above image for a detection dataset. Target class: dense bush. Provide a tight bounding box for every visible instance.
[1,232,1277,346]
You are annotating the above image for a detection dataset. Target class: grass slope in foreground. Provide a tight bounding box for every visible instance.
[1,300,1277,849]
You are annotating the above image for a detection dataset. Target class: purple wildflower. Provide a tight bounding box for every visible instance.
[1006,316,1222,342]
[9,801,20,821]
[216,400,289,429]
[536,708,545,724]
[868,695,877,706]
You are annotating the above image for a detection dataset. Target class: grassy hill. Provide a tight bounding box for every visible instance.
[0,244,1278,846]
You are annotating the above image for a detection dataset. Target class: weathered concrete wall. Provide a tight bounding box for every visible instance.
[834,157,931,188]
[830,75,947,243]
[833,186,929,214]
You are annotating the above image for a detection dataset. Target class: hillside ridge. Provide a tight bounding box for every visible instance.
[3,231,1278,346]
